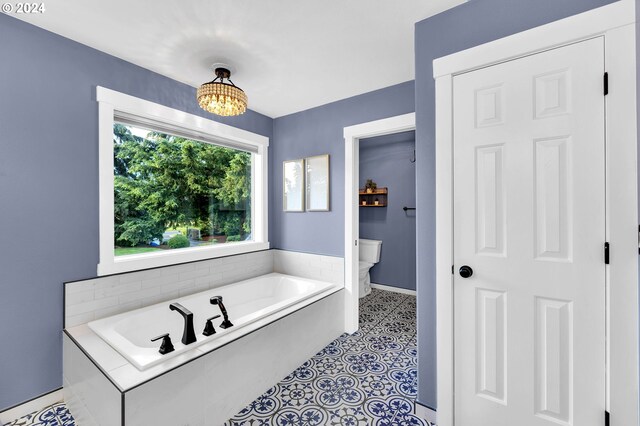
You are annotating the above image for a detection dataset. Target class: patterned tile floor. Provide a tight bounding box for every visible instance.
[2,403,73,426]
[4,288,426,426]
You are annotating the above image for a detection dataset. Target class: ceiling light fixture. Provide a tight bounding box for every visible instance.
[197,67,248,117]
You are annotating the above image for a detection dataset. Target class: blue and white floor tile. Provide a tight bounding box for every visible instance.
[2,403,74,426]
[225,288,426,426]
[4,288,426,426]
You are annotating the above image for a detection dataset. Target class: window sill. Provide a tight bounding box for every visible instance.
[98,241,270,276]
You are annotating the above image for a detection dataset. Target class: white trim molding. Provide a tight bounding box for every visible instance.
[343,112,416,333]
[434,2,637,425]
[0,389,63,424]
[370,283,416,296]
[414,401,438,426]
[96,87,269,276]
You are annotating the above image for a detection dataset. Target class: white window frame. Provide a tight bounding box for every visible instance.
[97,86,269,276]
[434,1,637,425]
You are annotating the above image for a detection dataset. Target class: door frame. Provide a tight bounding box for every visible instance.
[343,113,416,332]
[434,2,638,425]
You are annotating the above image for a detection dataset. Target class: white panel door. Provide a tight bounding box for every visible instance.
[453,37,605,426]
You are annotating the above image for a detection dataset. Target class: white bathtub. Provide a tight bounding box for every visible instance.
[88,272,336,370]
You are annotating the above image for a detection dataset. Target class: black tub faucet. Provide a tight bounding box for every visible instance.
[169,302,197,345]
[210,296,234,329]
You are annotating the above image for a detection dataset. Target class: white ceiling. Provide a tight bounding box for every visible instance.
[15,0,464,118]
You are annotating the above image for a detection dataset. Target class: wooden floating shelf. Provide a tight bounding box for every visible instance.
[358,188,388,195]
[359,187,388,207]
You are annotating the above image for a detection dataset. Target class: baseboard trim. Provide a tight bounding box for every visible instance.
[0,388,63,424]
[414,400,437,425]
[371,282,416,296]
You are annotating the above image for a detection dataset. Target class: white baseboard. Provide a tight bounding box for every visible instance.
[0,389,63,424]
[371,282,416,296]
[414,401,437,425]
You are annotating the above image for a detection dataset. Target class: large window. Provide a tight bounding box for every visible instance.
[98,87,268,275]
[113,124,252,257]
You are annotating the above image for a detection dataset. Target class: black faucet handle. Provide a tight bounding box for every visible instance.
[150,333,175,355]
[203,315,221,336]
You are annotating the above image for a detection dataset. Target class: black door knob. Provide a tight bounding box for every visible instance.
[459,265,473,278]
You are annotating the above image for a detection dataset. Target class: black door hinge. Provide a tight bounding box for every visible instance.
[605,410,610,426]
[452,265,454,275]
[604,242,610,264]
[604,72,609,96]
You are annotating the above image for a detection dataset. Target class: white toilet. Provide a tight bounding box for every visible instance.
[358,239,382,298]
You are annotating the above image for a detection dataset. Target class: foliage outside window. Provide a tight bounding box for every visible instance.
[113,124,252,257]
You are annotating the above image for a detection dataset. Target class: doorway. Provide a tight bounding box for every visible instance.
[343,113,416,332]
[358,131,416,296]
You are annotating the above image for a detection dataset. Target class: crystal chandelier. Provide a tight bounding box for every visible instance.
[196,67,248,116]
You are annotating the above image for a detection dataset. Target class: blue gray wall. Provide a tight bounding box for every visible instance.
[414,0,618,409]
[0,14,272,411]
[270,81,415,256]
[359,131,416,291]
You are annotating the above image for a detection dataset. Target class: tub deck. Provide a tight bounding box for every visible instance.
[65,276,342,392]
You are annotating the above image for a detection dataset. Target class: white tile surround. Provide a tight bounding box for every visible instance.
[61,248,346,425]
[65,249,344,328]
[273,249,344,285]
[63,334,121,426]
[65,250,273,327]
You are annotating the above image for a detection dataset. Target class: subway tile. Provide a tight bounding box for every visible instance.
[331,261,345,272]
[179,281,208,297]
[194,259,214,270]
[141,290,180,307]
[161,278,195,294]
[66,296,120,317]
[160,262,195,276]
[194,277,212,291]
[120,286,163,303]
[195,275,217,287]
[179,268,211,281]
[65,289,95,306]
[65,250,279,326]
[140,273,179,290]
[65,312,95,328]
[94,281,141,299]
[65,279,97,295]
[118,268,162,284]
[93,300,142,321]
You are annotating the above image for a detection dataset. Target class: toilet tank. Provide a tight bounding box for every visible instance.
[359,239,382,263]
